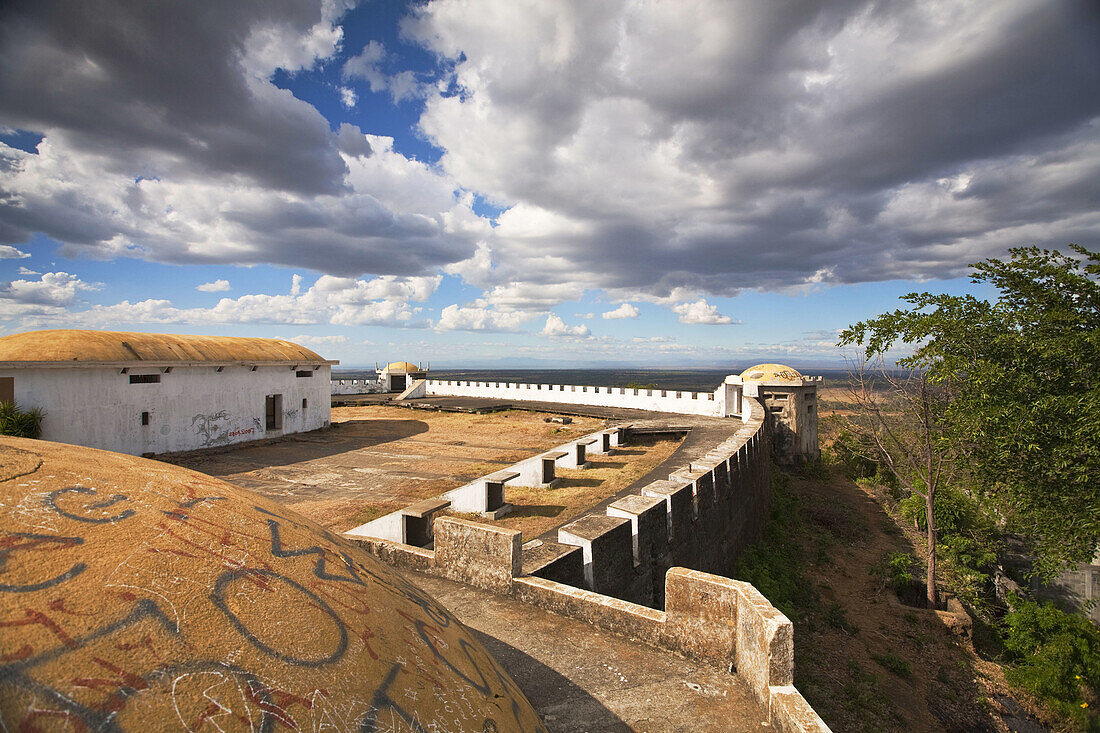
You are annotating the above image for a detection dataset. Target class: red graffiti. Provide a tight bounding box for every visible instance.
[71,657,149,693]
[0,608,77,649]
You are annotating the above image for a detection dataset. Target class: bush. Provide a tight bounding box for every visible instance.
[1003,597,1100,731]
[0,401,44,439]
[899,483,989,535]
[829,429,880,481]
[871,650,912,678]
[900,484,999,611]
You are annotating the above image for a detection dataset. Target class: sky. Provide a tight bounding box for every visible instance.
[0,0,1097,368]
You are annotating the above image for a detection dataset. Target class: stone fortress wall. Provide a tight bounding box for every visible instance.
[348,373,831,732]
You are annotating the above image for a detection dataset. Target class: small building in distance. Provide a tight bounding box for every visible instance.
[0,330,337,456]
[377,360,428,392]
[731,363,821,464]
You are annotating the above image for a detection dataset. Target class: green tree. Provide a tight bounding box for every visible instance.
[839,357,958,607]
[839,246,1100,578]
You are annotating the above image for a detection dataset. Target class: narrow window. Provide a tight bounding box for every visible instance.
[141,411,150,426]
[129,374,160,384]
[301,398,307,409]
[296,370,312,378]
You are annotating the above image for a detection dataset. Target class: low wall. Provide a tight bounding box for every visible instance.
[350,516,828,732]
[424,379,736,417]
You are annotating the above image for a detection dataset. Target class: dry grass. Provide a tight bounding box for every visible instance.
[461,436,682,539]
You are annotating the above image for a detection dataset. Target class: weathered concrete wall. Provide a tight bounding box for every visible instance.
[425,379,740,417]
[1033,551,1100,623]
[351,518,829,732]
[1,363,331,455]
[353,398,772,603]
[330,376,382,394]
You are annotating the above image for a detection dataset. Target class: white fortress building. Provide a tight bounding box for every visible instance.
[377,360,428,392]
[0,330,336,456]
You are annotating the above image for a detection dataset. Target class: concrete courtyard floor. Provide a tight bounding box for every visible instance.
[415,572,771,732]
[170,405,613,531]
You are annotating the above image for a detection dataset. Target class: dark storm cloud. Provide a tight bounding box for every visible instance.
[0,1,483,278]
[415,0,1100,294]
[0,0,348,195]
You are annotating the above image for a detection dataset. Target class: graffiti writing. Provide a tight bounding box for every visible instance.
[0,444,546,733]
[45,487,135,524]
[0,532,86,593]
[191,410,231,448]
[210,567,349,668]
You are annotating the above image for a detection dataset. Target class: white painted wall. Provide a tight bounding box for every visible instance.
[331,377,382,395]
[1,364,332,455]
[424,380,738,417]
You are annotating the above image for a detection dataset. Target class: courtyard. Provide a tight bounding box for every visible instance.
[171,404,684,536]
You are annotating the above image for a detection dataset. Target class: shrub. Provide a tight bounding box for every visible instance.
[900,484,1000,611]
[0,401,44,439]
[871,650,912,678]
[1003,597,1100,731]
[830,429,880,480]
[899,483,989,536]
[624,381,657,390]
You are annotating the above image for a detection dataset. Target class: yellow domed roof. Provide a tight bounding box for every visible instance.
[382,361,424,373]
[0,436,544,731]
[0,329,333,365]
[740,363,804,382]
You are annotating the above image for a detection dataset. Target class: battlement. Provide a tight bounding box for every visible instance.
[424,379,739,417]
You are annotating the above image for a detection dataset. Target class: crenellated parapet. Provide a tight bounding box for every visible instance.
[422,379,742,417]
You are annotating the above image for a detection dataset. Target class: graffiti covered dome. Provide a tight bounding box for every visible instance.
[739,363,804,382]
[0,436,544,732]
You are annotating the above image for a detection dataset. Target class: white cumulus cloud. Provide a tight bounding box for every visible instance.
[0,271,101,317]
[434,304,536,333]
[8,273,437,330]
[602,303,639,320]
[541,314,590,338]
[197,279,231,292]
[285,334,348,347]
[672,300,734,325]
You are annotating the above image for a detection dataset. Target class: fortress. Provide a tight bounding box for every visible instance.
[0,330,830,732]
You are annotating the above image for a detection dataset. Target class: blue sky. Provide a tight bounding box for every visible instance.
[0,1,1096,367]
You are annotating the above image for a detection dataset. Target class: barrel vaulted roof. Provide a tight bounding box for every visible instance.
[0,330,337,365]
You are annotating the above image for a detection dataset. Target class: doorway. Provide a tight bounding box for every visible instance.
[265,394,283,431]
